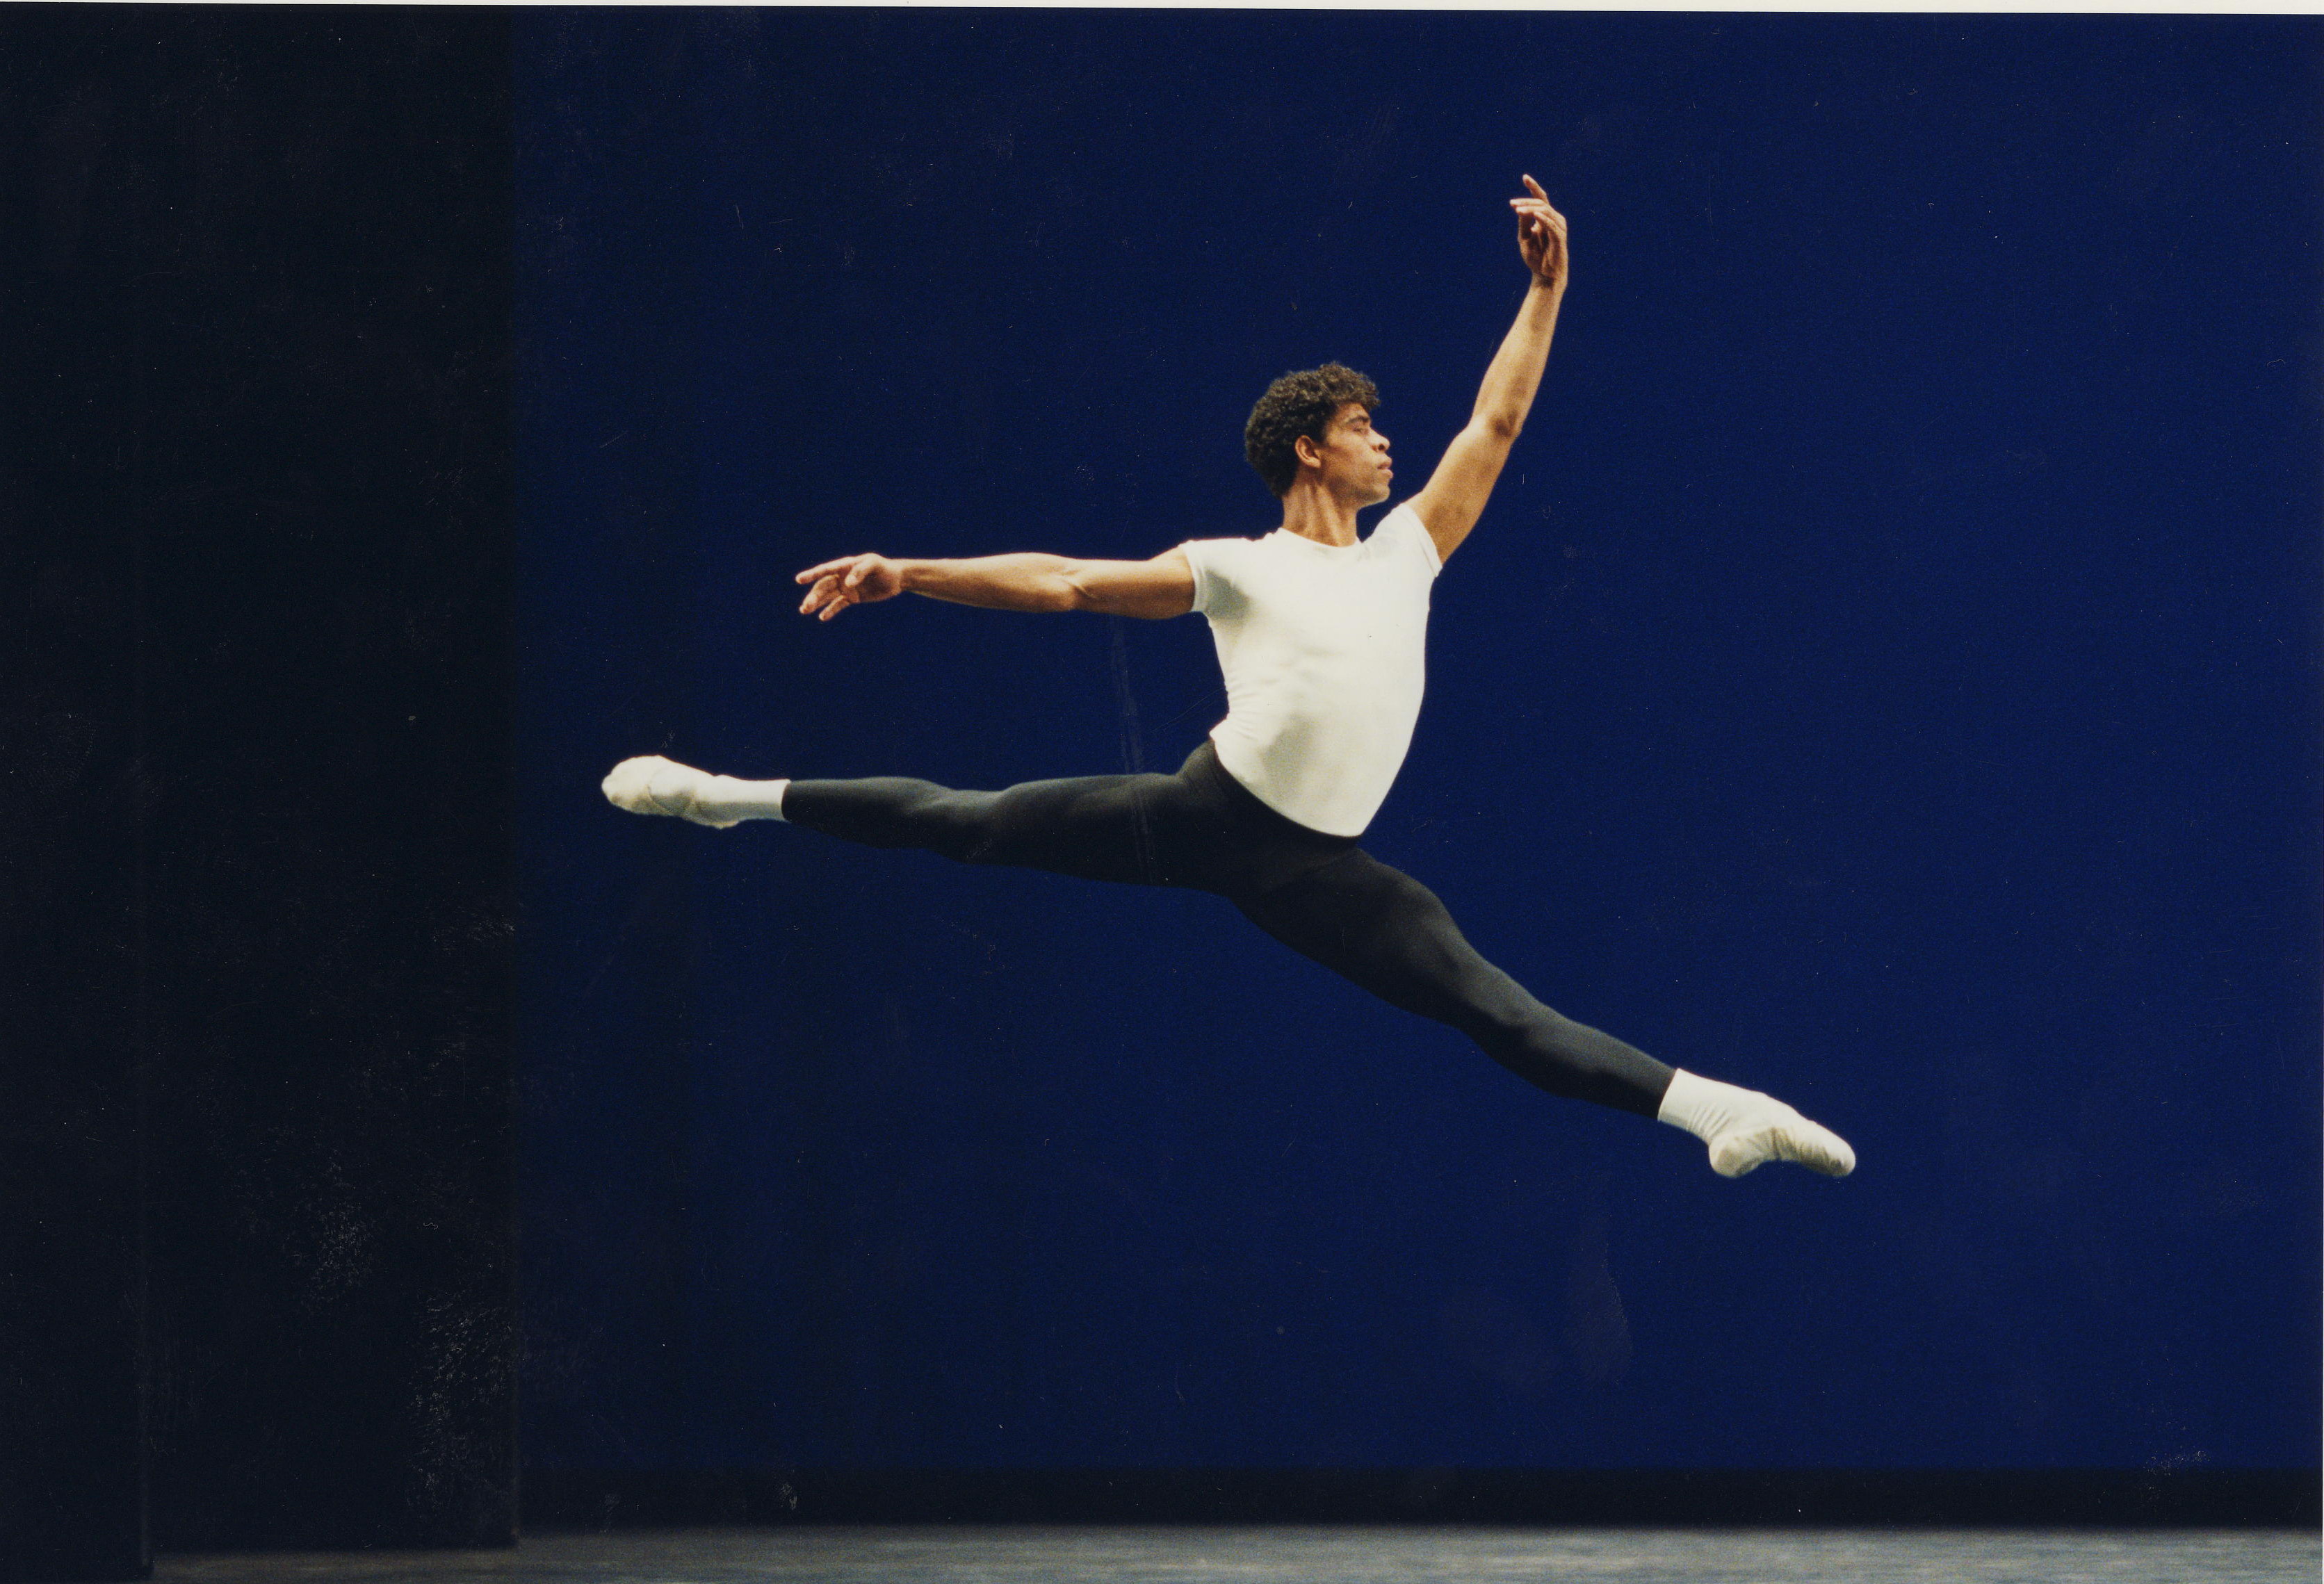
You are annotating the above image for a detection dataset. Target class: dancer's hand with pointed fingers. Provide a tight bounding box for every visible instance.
[797,552,907,621]
[1509,174,1568,291]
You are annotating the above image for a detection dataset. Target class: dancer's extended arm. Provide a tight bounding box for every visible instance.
[1408,176,1570,564]
[796,546,1194,622]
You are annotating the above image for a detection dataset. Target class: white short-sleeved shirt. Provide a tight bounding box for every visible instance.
[1178,501,1442,837]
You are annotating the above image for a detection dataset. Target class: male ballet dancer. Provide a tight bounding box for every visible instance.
[605,177,1854,1179]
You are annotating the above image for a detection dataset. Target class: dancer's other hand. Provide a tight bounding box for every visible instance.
[797,552,907,620]
[1509,174,1568,291]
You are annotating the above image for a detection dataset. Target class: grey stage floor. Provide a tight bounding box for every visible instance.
[159,1526,2321,1584]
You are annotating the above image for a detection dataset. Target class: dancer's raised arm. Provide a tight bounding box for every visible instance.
[1408,175,1570,564]
[795,546,1194,621]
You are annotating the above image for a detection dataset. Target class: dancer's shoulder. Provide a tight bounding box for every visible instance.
[1176,533,1260,615]
[1368,501,1443,574]
[1176,532,1266,575]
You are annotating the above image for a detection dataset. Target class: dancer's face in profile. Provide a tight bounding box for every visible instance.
[1301,402,1394,506]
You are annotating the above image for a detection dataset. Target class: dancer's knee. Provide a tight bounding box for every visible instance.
[965,775,1167,880]
[913,787,1007,862]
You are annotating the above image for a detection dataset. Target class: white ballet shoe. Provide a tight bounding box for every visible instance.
[1659,1069,1856,1179]
[601,755,739,828]
[1706,1100,1857,1179]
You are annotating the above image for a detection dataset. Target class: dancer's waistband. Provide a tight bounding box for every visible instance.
[1177,737,1360,854]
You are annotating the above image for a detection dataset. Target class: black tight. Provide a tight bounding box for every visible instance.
[782,740,1675,1117]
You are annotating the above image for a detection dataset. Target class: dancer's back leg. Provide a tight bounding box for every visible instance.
[1228,849,1675,1117]
[783,769,1187,888]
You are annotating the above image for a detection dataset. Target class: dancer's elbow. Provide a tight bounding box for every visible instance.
[1057,560,1127,615]
[1042,566,1099,613]
[1062,551,1196,619]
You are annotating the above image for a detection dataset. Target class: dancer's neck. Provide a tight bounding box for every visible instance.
[1276,484,1366,548]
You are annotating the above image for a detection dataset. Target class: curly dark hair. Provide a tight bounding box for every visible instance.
[1243,362,1381,498]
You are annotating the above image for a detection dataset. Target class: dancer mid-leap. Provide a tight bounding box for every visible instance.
[606,177,1853,1179]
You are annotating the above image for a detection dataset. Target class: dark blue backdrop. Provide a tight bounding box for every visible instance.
[514,10,2319,1472]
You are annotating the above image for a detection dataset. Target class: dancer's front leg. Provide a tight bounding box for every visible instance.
[1230,851,1854,1177]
